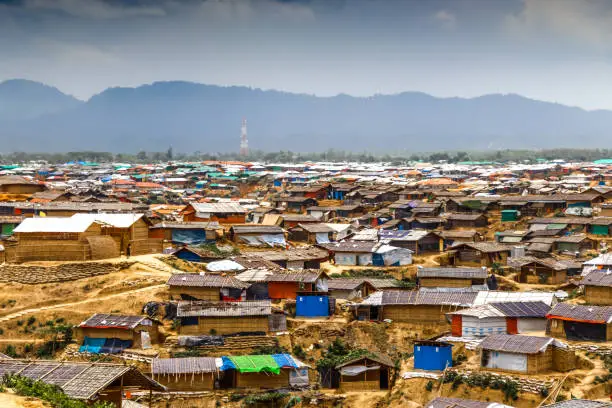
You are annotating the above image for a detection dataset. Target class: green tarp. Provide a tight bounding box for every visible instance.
[546,223,567,230]
[230,355,280,374]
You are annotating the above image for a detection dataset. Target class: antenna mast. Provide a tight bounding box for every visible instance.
[240,118,249,156]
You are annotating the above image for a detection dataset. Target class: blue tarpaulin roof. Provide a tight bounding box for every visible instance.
[272,354,298,368]
[79,337,106,354]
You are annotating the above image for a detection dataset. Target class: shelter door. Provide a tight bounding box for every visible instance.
[564,321,606,341]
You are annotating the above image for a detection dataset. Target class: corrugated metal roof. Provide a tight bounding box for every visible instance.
[582,270,612,287]
[380,290,477,306]
[167,273,249,289]
[152,357,218,375]
[78,313,151,329]
[547,303,612,324]
[177,300,272,317]
[489,301,551,318]
[479,334,554,354]
[190,202,247,214]
[417,267,487,279]
[426,397,513,408]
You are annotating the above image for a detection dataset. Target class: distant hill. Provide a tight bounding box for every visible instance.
[0,80,611,153]
[0,79,83,121]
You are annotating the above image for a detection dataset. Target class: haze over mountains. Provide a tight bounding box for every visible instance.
[0,79,610,154]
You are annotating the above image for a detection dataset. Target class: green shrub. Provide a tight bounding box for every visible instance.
[2,375,115,408]
[425,380,434,391]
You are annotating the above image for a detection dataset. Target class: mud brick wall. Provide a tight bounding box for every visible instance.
[0,261,135,284]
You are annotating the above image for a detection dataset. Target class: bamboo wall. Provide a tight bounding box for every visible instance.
[419,278,472,288]
[169,286,220,301]
[548,318,566,338]
[584,286,612,305]
[235,369,290,389]
[552,347,577,372]
[382,305,455,324]
[75,325,160,348]
[526,348,553,374]
[12,223,103,262]
[339,369,381,391]
[155,373,215,391]
[180,316,269,336]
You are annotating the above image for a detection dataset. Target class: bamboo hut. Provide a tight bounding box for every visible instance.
[417,266,488,289]
[176,300,285,336]
[546,303,612,342]
[10,217,119,262]
[353,290,477,324]
[71,213,162,255]
[335,353,393,392]
[151,357,218,391]
[218,354,309,390]
[167,273,249,301]
[582,270,612,305]
[0,359,164,407]
[74,314,161,352]
[479,334,575,374]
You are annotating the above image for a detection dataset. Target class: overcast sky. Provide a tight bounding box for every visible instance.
[1,0,612,110]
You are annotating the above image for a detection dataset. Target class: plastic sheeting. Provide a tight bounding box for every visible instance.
[206,260,245,272]
[316,233,330,244]
[172,230,208,245]
[339,365,380,376]
[239,234,287,247]
[100,338,132,354]
[178,335,225,347]
[79,337,105,354]
[272,354,298,368]
[227,355,281,374]
[290,368,310,387]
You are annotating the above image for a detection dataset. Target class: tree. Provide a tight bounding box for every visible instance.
[166,146,173,160]
[136,150,147,161]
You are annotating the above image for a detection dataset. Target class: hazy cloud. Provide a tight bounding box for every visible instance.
[434,9,456,29]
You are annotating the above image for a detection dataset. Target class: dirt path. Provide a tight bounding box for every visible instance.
[0,284,166,323]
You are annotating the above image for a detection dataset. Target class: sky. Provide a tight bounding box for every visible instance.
[1,0,612,110]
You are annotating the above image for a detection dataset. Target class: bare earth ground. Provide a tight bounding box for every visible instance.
[0,392,48,408]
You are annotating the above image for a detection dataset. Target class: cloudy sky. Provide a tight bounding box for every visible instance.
[1,0,612,110]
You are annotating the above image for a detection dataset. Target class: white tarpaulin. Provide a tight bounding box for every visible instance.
[485,351,527,373]
[238,234,286,247]
[340,365,380,376]
[290,368,309,387]
[316,233,330,244]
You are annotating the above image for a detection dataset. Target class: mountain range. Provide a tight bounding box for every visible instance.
[0,79,610,153]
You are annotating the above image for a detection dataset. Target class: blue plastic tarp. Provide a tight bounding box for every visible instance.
[172,229,208,245]
[79,337,106,354]
[272,354,298,369]
[100,338,132,354]
[219,356,237,371]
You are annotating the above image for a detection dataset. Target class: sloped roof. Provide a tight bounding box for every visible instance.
[167,273,249,289]
[426,397,513,408]
[0,360,163,400]
[190,202,247,214]
[543,400,612,408]
[263,269,323,283]
[417,267,487,279]
[292,223,335,233]
[71,213,144,228]
[335,352,394,369]
[177,300,272,317]
[14,216,98,233]
[152,357,218,375]
[380,290,477,306]
[230,225,284,234]
[547,303,612,324]
[78,313,152,329]
[473,290,557,306]
[489,301,551,318]
[479,334,554,354]
[582,270,612,287]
